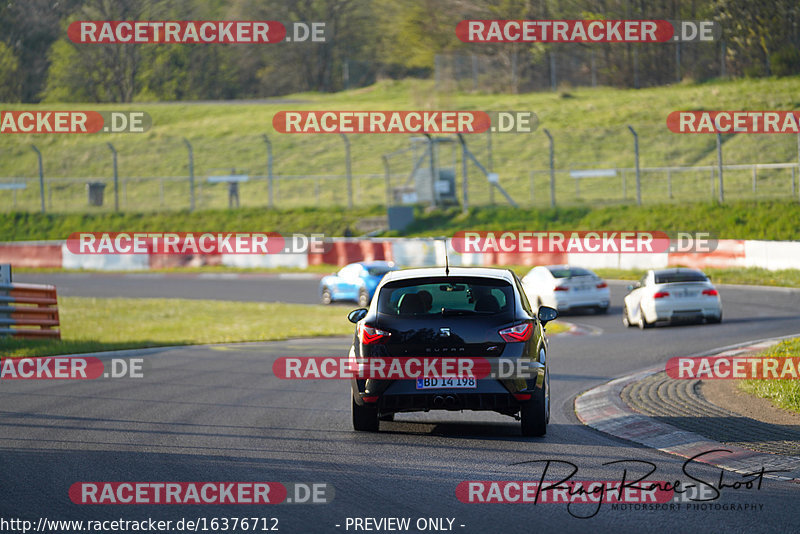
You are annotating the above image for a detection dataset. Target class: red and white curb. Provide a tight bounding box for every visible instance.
[574,336,800,483]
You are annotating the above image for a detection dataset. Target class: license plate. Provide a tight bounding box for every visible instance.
[676,290,698,298]
[416,377,477,389]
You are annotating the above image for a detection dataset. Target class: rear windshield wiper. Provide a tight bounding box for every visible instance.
[440,308,492,316]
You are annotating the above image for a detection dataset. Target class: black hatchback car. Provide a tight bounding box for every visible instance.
[347,267,558,436]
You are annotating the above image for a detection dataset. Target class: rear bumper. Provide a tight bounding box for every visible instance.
[351,375,542,414]
[379,392,525,413]
[651,303,722,323]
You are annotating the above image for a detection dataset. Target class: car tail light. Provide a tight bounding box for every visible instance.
[653,291,670,299]
[513,393,532,401]
[596,282,608,289]
[359,324,391,345]
[702,289,719,296]
[362,396,379,403]
[499,322,533,342]
[553,285,569,292]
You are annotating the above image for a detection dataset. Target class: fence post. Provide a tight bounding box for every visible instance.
[262,134,273,208]
[182,138,195,211]
[382,155,392,207]
[486,130,494,205]
[627,125,641,205]
[529,170,535,205]
[543,129,555,208]
[716,133,724,203]
[31,145,45,213]
[460,135,469,213]
[796,117,800,201]
[107,142,119,211]
[340,133,352,209]
[752,165,757,194]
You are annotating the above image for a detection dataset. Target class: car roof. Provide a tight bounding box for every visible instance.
[380,266,515,283]
[651,267,707,277]
[351,260,396,268]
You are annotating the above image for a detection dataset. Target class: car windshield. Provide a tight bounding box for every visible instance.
[366,266,393,276]
[377,276,514,317]
[548,266,593,278]
[655,271,708,284]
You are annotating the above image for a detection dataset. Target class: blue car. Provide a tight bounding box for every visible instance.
[319,261,397,306]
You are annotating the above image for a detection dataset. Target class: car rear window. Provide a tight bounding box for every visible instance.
[377,276,514,317]
[548,266,593,278]
[655,271,708,284]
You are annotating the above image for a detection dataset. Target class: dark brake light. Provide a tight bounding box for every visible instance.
[596,282,608,289]
[702,289,719,296]
[499,322,533,342]
[359,324,391,345]
[553,285,569,292]
[653,291,670,299]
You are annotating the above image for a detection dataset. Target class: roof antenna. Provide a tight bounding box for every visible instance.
[444,238,450,276]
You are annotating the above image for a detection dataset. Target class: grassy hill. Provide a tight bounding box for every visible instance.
[2,200,799,241]
[2,77,800,212]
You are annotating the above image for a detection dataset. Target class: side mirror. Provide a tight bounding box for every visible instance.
[627,282,641,291]
[537,305,558,325]
[347,308,368,324]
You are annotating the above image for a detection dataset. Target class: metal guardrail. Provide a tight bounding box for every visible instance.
[0,283,61,339]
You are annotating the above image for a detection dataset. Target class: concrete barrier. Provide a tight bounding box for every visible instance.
[61,243,149,270]
[0,238,797,273]
[0,241,62,268]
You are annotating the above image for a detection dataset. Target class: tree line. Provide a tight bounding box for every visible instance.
[0,0,797,103]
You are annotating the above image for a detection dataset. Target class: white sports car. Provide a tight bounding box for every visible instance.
[623,268,722,329]
[521,265,610,314]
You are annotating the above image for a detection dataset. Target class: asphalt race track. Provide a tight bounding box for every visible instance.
[4,273,800,532]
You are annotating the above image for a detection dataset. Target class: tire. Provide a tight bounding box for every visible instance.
[520,376,547,437]
[596,306,609,314]
[358,289,370,308]
[352,395,379,432]
[638,308,652,329]
[379,413,395,422]
[321,288,332,305]
[707,312,722,324]
[622,304,634,327]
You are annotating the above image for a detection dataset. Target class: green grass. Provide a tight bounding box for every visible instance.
[739,338,800,414]
[3,199,800,241]
[0,296,355,358]
[3,77,800,212]
[398,201,800,240]
[0,295,568,358]
[0,206,382,241]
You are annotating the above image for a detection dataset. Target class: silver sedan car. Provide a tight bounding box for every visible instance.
[623,268,722,329]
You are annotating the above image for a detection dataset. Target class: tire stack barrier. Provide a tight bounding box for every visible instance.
[0,283,61,339]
